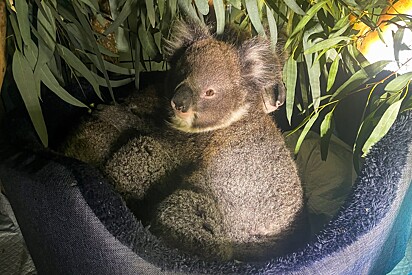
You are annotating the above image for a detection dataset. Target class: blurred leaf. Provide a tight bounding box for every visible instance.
[35,63,89,108]
[15,0,31,45]
[158,0,165,19]
[284,56,297,125]
[169,0,178,18]
[283,0,305,15]
[295,112,320,154]
[135,33,141,89]
[78,0,99,11]
[245,0,265,36]
[56,44,102,100]
[229,0,242,10]
[385,72,412,92]
[213,0,225,34]
[266,4,278,47]
[362,98,403,156]
[194,0,209,15]
[104,0,136,35]
[145,0,156,28]
[305,36,351,55]
[12,50,48,147]
[327,54,340,91]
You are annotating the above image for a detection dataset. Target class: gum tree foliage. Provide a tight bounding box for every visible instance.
[5,0,412,169]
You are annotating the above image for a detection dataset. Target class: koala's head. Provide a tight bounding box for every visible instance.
[164,19,285,133]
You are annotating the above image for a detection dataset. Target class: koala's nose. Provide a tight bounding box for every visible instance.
[171,85,193,113]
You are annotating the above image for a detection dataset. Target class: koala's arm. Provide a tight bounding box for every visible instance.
[151,189,232,261]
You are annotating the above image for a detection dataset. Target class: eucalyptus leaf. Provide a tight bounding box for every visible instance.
[12,50,48,147]
[245,0,265,36]
[73,1,115,102]
[331,60,392,100]
[229,0,242,10]
[104,0,136,35]
[320,110,334,160]
[284,56,297,125]
[213,0,225,34]
[37,1,57,66]
[35,63,89,108]
[194,0,209,15]
[24,40,39,70]
[179,0,200,21]
[289,0,328,38]
[362,98,403,156]
[305,36,351,55]
[384,72,412,92]
[283,0,305,15]
[8,12,22,51]
[86,53,135,75]
[327,54,340,91]
[15,0,31,45]
[295,112,320,154]
[145,0,156,28]
[266,5,278,47]
[138,24,159,58]
[56,44,102,100]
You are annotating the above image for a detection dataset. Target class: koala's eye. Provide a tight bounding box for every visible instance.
[205,89,215,97]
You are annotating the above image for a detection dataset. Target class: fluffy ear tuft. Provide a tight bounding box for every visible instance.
[163,18,211,62]
[239,37,278,89]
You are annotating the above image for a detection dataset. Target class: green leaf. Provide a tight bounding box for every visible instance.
[194,0,209,15]
[78,0,99,11]
[304,36,351,55]
[327,54,340,91]
[229,0,242,10]
[295,112,320,154]
[213,0,225,34]
[24,40,39,70]
[104,0,136,35]
[362,98,403,156]
[158,0,165,19]
[35,63,89,108]
[179,0,200,21]
[384,72,412,92]
[320,110,334,160]
[56,44,102,100]
[12,50,48,147]
[283,0,305,15]
[15,0,31,45]
[145,0,156,28]
[266,4,278,47]
[8,12,23,51]
[138,24,159,58]
[37,1,57,66]
[284,56,297,125]
[331,60,392,100]
[86,53,135,75]
[73,1,115,102]
[306,56,321,110]
[289,0,328,38]
[245,0,265,36]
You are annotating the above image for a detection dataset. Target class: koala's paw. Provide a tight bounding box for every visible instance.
[104,135,177,200]
[151,189,232,261]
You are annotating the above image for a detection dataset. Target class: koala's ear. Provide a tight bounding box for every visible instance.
[163,18,211,62]
[238,37,278,89]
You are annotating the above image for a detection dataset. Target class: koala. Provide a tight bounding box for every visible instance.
[59,19,305,261]
[145,18,305,261]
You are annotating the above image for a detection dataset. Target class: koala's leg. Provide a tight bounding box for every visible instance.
[151,189,232,261]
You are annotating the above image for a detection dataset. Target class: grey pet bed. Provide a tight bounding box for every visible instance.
[0,109,411,274]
